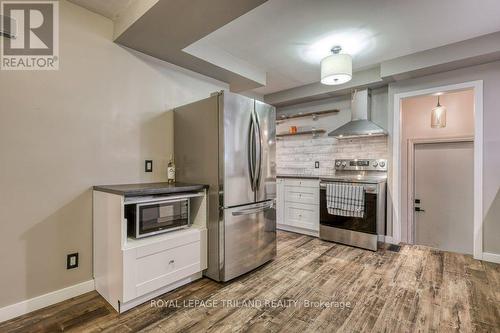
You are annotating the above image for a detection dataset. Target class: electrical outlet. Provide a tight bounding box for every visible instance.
[145,160,153,172]
[315,161,320,168]
[67,253,79,269]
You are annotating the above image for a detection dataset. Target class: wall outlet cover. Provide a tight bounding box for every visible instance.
[67,253,79,269]
[315,161,320,168]
[145,160,153,172]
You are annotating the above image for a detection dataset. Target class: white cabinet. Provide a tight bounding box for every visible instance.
[277,178,319,236]
[277,178,285,225]
[93,190,208,313]
[122,229,202,303]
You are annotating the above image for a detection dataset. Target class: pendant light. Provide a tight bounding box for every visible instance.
[431,95,447,128]
[320,46,352,85]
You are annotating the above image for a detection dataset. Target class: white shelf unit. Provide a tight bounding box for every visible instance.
[93,189,208,313]
[277,178,320,237]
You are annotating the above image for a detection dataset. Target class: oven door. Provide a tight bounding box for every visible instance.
[136,199,190,238]
[319,183,377,234]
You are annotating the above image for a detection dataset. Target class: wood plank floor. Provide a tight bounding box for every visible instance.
[2,231,499,333]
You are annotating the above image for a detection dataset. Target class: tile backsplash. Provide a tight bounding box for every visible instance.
[276,135,388,176]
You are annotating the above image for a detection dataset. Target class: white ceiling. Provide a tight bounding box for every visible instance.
[69,0,500,95]
[188,0,500,94]
[68,0,133,20]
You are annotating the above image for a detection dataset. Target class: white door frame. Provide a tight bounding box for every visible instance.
[407,136,474,244]
[392,80,483,260]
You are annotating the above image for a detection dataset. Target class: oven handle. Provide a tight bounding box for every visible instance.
[320,182,378,193]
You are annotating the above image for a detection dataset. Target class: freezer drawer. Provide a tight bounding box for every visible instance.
[223,200,276,281]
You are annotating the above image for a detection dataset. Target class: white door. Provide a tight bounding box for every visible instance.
[413,141,474,254]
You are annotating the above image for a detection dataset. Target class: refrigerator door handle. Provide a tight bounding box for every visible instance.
[248,115,255,191]
[253,107,262,189]
[231,200,274,216]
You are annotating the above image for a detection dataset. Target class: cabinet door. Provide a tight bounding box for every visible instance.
[122,231,201,302]
[284,185,319,205]
[276,178,285,225]
[285,202,319,231]
[282,178,319,188]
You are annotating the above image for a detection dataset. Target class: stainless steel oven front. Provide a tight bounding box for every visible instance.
[319,181,386,251]
[125,198,191,238]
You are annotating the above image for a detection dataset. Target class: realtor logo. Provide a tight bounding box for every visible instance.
[1,0,59,70]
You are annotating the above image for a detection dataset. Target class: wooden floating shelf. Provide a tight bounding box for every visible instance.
[276,109,339,123]
[276,129,326,137]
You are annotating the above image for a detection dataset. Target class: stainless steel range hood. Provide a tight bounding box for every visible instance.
[328,89,387,138]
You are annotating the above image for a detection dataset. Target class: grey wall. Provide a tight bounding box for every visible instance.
[0,0,226,307]
[276,86,388,132]
[275,88,389,177]
[388,61,500,255]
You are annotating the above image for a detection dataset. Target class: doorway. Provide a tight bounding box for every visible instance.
[392,83,482,258]
[413,141,474,254]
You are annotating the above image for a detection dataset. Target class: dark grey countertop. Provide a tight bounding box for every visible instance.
[277,174,321,179]
[277,174,387,183]
[93,182,208,197]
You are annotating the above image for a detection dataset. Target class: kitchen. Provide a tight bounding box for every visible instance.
[276,88,388,247]
[1,0,500,332]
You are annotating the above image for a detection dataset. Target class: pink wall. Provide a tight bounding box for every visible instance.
[389,60,500,254]
[402,90,474,139]
[400,89,474,242]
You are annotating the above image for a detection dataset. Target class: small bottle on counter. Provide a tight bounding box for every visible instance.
[167,155,176,183]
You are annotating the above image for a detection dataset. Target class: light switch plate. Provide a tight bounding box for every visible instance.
[315,161,320,168]
[145,160,153,172]
[67,253,78,269]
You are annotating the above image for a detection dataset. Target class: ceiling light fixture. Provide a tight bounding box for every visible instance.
[320,46,352,85]
[431,95,447,128]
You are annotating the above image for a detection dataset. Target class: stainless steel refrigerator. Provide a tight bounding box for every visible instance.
[174,91,276,281]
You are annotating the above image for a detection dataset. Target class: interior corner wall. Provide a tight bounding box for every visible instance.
[400,90,475,243]
[388,60,500,255]
[0,0,226,308]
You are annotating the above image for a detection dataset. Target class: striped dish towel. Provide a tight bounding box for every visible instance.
[326,183,365,218]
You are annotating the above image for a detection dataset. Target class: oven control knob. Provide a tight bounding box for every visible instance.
[379,161,386,168]
[372,161,378,167]
[341,161,347,167]
[335,161,341,167]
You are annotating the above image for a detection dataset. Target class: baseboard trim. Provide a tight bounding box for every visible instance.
[482,252,500,264]
[384,236,398,245]
[0,279,95,323]
[119,272,202,313]
[277,224,319,237]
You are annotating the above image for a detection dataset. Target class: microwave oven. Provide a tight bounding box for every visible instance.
[125,198,190,238]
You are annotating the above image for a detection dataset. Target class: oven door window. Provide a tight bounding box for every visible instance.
[138,200,189,235]
[320,189,377,234]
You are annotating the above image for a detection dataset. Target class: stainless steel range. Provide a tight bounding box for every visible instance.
[319,159,387,251]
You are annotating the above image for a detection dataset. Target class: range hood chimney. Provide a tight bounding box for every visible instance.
[328,89,387,138]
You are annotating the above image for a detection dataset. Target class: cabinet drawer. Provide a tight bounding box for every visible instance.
[283,178,319,188]
[285,202,319,231]
[284,186,319,205]
[135,241,200,298]
[123,234,201,302]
